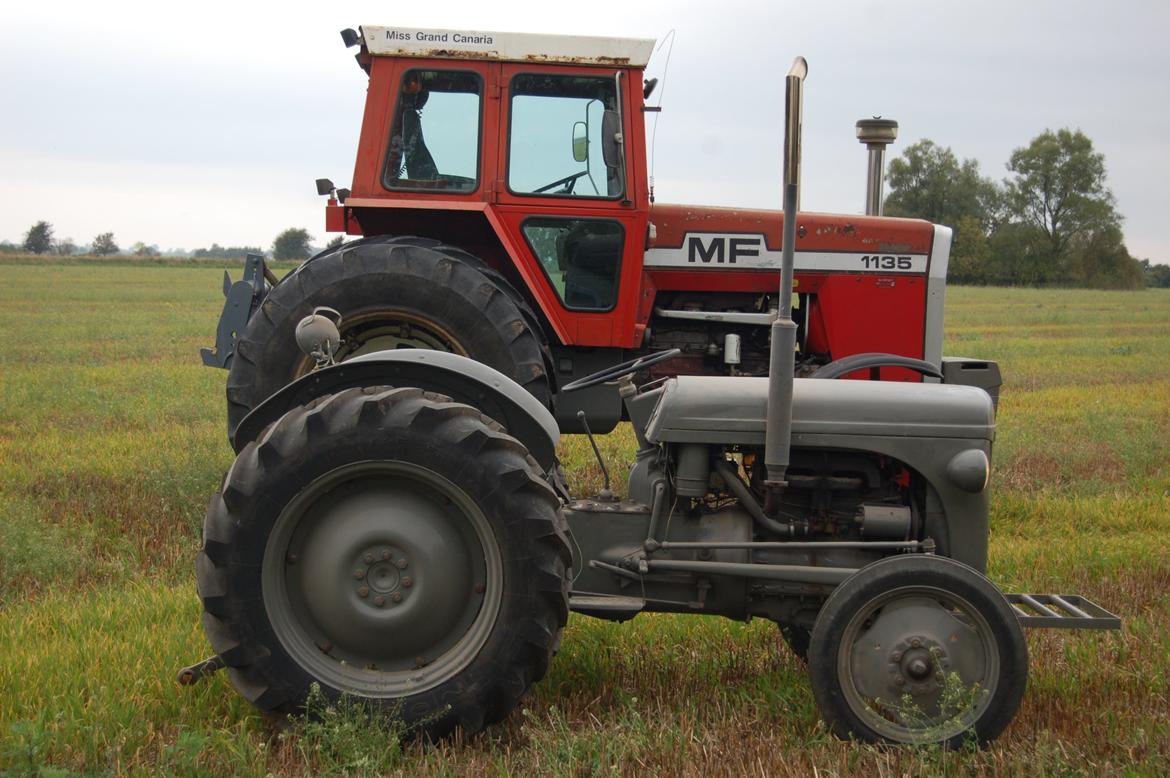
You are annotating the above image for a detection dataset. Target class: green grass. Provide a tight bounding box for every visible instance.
[1,266,1168,775]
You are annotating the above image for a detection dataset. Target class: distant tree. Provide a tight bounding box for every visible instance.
[272,228,313,260]
[23,221,54,254]
[192,243,263,260]
[0,240,21,255]
[1072,225,1143,289]
[55,238,78,256]
[885,140,999,229]
[325,235,345,250]
[1004,128,1118,281]
[91,232,120,256]
[1141,259,1170,288]
[131,242,160,257]
[947,215,991,284]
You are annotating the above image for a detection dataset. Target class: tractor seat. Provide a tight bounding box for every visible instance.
[561,228,622,310]
[644,375,996,444]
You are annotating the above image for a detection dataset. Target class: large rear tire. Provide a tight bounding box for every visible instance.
[197,386,570,738]
[225,236,550,440]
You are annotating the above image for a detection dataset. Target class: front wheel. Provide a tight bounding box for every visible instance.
[197,386,570,738]
[808,555,1027,748]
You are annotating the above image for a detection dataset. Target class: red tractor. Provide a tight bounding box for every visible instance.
[202,25,999,438]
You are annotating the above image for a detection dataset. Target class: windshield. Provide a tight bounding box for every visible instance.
[508,73,623,199]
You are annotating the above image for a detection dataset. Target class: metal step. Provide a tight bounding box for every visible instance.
[1004,593,1121,630]
[569,594,646,621]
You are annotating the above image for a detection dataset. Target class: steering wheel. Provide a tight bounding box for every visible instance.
[561,349,681,394]
[534,170,589,194]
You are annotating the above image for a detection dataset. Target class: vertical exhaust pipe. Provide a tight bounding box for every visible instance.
[856,118,898,215]
[763,56,807,498]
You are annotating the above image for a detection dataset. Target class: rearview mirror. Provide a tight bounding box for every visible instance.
[572,122,588,162]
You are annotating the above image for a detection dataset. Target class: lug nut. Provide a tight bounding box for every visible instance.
[910,638,922,649]
[373,595,385,607]
[392,592,403,603]
[357,586,369,598]
[354,569,366,580]
[894,677,905,686]
[401,577,413,588]
[382,549,392,560]
[395,558,408,570]
[364,552,374,564]
[890,651,903,663]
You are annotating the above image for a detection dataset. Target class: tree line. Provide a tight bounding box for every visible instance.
[884,128,1166,288]
[1,224,345,262]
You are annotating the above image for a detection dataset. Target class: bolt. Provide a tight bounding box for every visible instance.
[402,576,413,588]
[890,651,903,663]
[395,558,408,570]
[910,638,922,649]
[364,552,375,564]
[374,595,385,607]
[382,549,392,561]
[354,569,365,580]
[894,676,905,686]
[357,586,369,598]
[286,552,298,564]
[392,592,403,603]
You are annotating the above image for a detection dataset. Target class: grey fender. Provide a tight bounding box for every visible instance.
[231,350,560,471]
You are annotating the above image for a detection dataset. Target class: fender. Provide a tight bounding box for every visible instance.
[232,350,560,471]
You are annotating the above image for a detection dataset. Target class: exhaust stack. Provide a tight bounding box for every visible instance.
[856,117,898,215]
[763,56,807,496]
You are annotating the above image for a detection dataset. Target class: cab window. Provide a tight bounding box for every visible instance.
[522,218,624,311]
[508,74,623,199]
[383,69,481,192]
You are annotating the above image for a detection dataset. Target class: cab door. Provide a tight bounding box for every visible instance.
[490,64,647,348]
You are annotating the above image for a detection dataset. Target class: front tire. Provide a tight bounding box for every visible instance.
[197,386,570,738]
[808,555,1027,748]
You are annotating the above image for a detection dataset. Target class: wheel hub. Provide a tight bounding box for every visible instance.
[888,635,949,692]
[354,547,410,600]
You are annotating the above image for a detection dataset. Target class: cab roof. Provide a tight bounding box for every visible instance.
[360,25,655,68]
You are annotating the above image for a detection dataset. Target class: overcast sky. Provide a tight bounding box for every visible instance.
[2,1,1167,261]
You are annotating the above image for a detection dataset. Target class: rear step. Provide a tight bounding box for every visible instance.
[1004,593,1121,630]
[569,594,646,622]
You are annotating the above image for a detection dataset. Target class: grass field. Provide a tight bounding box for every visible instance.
[1,262,1168,776]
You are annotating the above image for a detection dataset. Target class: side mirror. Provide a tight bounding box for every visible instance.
[571,122,588,162]
[601,110,622,168]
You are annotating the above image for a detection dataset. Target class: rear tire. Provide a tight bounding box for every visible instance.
[225,236,550,440]
[197,386,571,738]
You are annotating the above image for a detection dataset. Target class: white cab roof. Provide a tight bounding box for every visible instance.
[361,26,655,67]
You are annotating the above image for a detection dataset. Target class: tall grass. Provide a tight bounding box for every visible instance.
[1,266,1167,774]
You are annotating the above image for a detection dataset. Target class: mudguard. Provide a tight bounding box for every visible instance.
[231,350,560,471]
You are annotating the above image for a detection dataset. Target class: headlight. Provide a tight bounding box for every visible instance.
[946,449,990,493]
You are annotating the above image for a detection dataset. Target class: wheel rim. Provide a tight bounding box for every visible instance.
[262,460,502,697]
[292,308,468,376]
[836,584,999,743]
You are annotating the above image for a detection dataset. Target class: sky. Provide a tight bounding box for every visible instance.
[1,0,1167,261]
